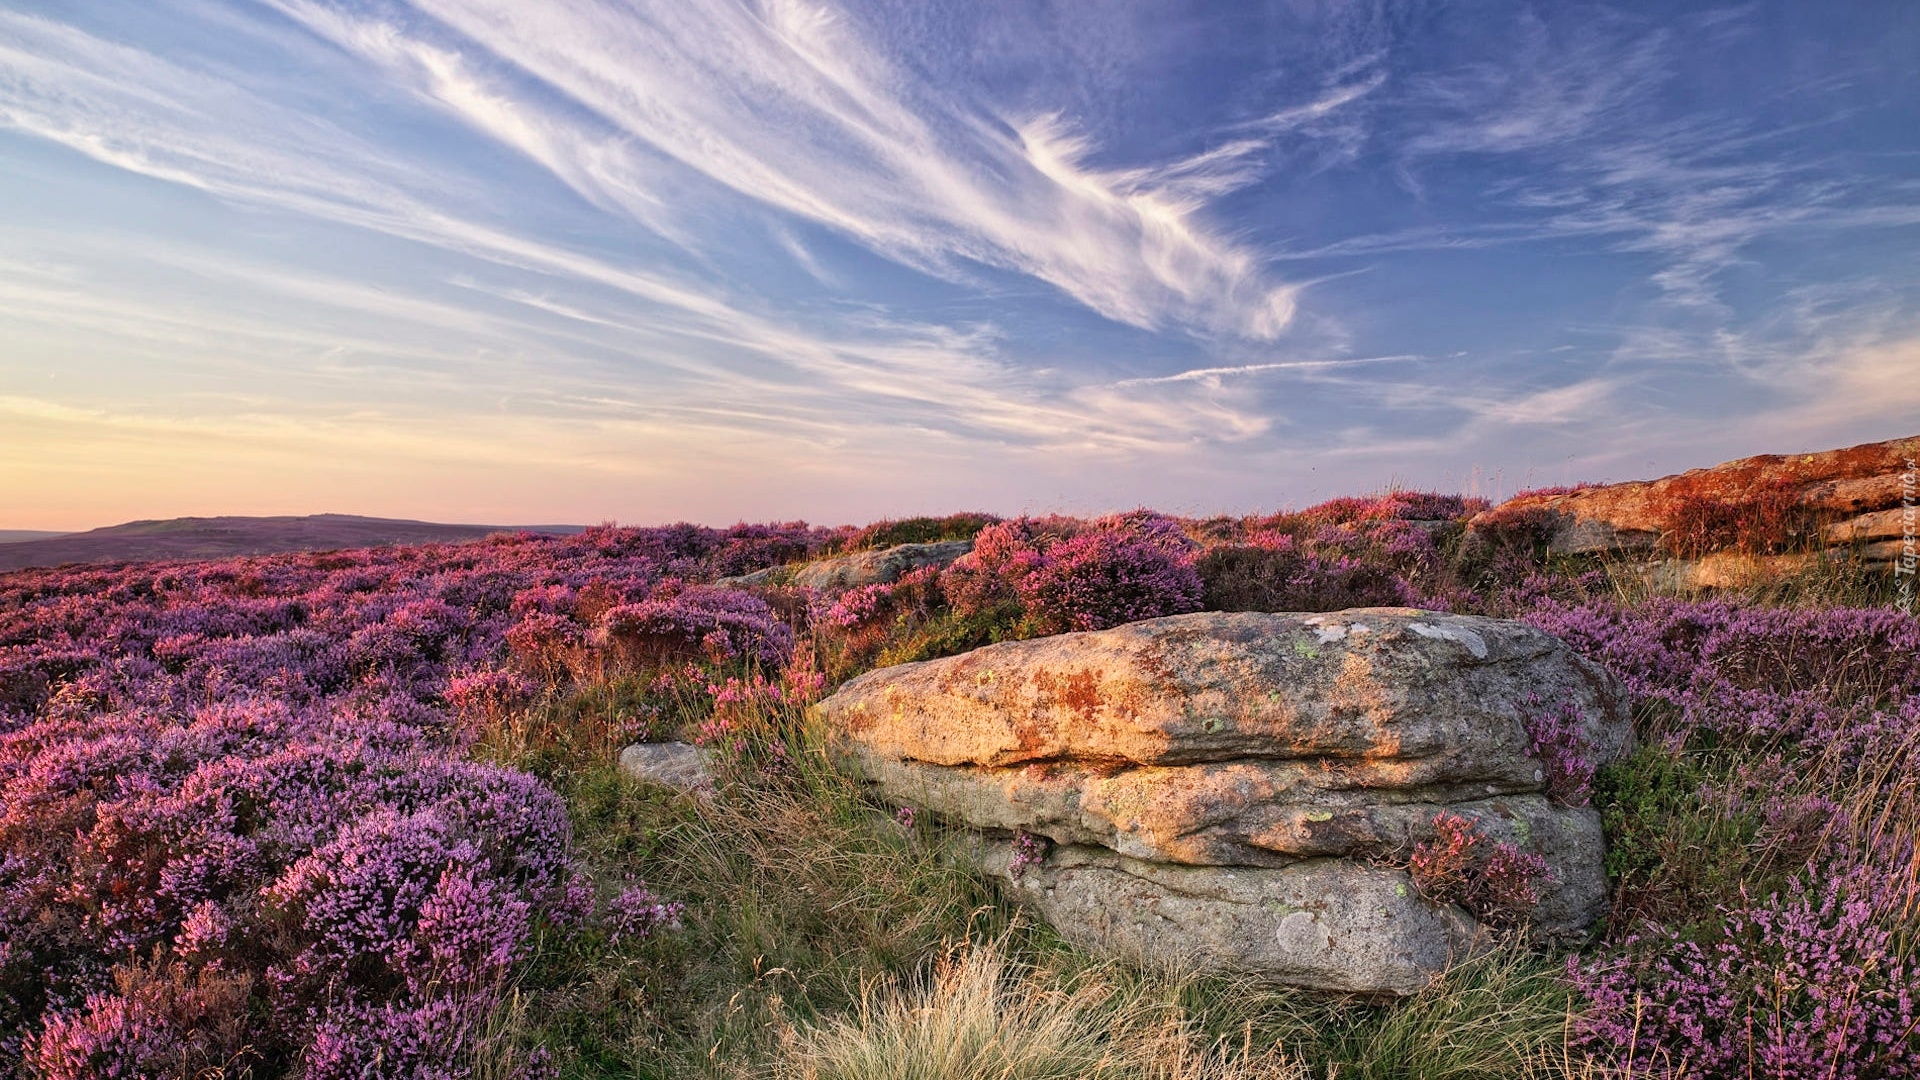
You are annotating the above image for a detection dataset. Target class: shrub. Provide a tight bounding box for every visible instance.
[600,584,795,667]
[840,513,1000,552]
[0,524,747,1069]
[944,513,1201,635]
[1572,854,1920,1078]
[24,962,254,1080]
[1295,491,1487,525]
[1408,813,1549,928]
[1197,540,1409,613]
[1015,529,1203,634]
[1518,695,1595,807]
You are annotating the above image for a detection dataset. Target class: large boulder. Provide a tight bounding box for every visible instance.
[1467,434,1918,562]
[815,609,1633,995]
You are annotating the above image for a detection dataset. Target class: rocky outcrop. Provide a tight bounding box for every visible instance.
[814,609,1633,995]
[717,540,973,590]
[1467,435,1918,563]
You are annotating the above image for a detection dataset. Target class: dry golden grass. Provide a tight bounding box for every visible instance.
[763,938,1313,1080]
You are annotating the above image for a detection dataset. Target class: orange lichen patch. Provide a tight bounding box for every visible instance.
[1028,667,1105,722]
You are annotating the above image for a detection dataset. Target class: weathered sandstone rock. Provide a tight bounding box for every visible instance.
[978,840,1481,996]
[1468,434,1918,562]
[815,609,1632,993]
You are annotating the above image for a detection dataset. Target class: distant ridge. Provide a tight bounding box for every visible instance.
[0,514,586,573]
[0,530,70,545]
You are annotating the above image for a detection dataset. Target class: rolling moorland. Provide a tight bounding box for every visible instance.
[0,440,1915,1078]
[0,516,587,574]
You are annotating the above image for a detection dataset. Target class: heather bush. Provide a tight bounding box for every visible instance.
[1407,813,1550,929]
[1291,490,1488,525]
[599,583,795,667]
[1197,538,1410,613]
[943,512,1201,635]
[0,526,759,1073]
[1518,694,1595,807]
[1572,851,1920,1077]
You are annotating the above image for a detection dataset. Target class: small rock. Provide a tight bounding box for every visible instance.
[790,540,974,591]
[619,742,712,794]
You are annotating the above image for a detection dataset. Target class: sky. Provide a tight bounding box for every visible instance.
[1,1,1917,531]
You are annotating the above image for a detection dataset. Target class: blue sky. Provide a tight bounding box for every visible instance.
[1,1,1916,530]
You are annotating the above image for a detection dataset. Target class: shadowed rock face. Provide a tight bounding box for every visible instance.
[815,609,1633,995]
[1466,434,1919,561]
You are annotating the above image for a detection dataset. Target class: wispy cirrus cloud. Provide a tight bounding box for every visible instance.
[268,0,1331,340]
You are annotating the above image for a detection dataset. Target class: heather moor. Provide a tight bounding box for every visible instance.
[5,2,1919,1078]
[2,435,1918,1076]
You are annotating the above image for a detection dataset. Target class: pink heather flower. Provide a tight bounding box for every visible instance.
[1519,694,1595,807]
[1408,812,1549,927]
[172,900,231,961]
[1009,831,1048,879]
[607,881,684,945]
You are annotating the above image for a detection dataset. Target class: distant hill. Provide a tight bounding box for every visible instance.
[0,530,71,545]
[0,514,586,573]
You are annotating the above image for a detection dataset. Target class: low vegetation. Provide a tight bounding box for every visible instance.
[0,495,1911,1077]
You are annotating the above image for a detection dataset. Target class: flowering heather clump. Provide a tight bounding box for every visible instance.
[1572,854,1920,1077]
[600,583,795,667]
[1519,694,1595,807]
[1408,812,1549,927]
[607,880,685,945]
[820,581,894,629]
[689,664,823,785]
[944,512,1202,634]
[705,520,821,578]
[1197,534,1412,614]
[1008,830,1048,879]
[23,962,253,1080]
[443,668,538,727]
[1523,598,1920,755]
[1294,490,1488,525]
[0,525,736,1071]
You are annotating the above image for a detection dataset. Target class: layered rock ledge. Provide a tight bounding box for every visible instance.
[814,608,1633,995]
[1466,434,1918,570]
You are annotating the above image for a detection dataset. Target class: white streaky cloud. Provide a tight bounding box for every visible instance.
[1113,355,1422,388]
[361,0,1314,338]
[1460,378,1624,427]
[0,9,1298,451]
[260,0,693,245]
